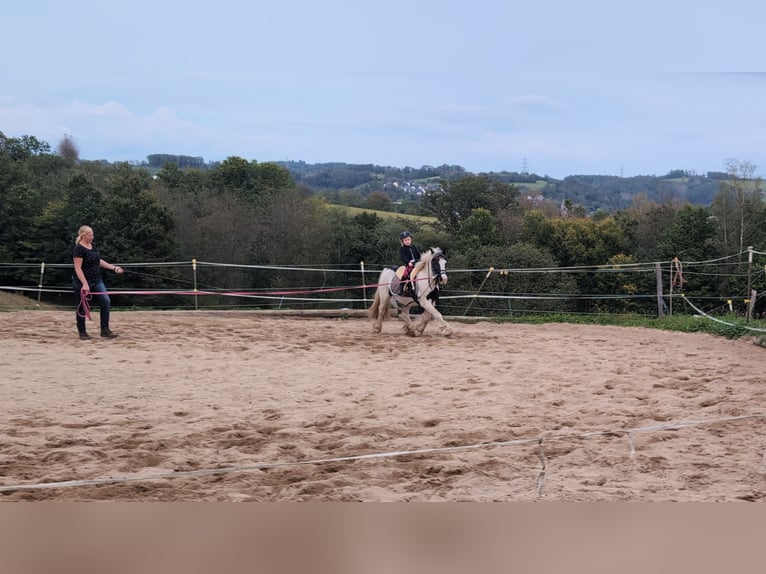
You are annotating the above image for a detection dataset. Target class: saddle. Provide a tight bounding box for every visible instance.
[393,266,415,297]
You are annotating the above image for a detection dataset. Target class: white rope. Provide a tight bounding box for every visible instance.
[3,247,761,274]
[681,295,766,333]
[1,413,763,494]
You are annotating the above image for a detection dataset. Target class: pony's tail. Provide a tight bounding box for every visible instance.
[368,290,381,319]
[368,289,391,320]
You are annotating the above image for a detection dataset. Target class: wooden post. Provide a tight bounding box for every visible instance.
[192,259,198,310]
[747,289,757,321]
[36,262,45,307]
[746,245,755,321]
[656,262,664,317]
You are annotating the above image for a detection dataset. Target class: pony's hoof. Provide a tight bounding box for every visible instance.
[373,325,381,333]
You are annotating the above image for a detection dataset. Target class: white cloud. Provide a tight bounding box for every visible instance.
[0,99,208,160]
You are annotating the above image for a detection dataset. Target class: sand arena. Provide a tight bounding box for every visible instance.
[1,309,765,501]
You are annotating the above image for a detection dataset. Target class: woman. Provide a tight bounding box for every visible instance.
[72,225,124,340]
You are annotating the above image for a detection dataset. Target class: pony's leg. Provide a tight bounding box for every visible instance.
[419,300,452,336]
[414,310,432,336]
[398,302,418,336]
[400,308,415,336]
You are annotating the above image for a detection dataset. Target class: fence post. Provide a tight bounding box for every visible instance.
[192,259,198,311]
[656,263,664,317]
[360,261,367,306]
[36,262,46,307]
[747,290,757,321]
[746,245,755,321]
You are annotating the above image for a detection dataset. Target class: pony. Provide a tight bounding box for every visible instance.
[367,247,452,337]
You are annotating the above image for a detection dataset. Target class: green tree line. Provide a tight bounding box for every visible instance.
[2,131,765,315]
[137,157,727,214]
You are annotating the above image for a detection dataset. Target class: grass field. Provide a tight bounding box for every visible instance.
[328,204,437,224]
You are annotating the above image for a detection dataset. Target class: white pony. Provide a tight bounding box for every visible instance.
[368,247,452,337]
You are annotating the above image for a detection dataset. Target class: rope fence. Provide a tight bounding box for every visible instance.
[1,248,765,322]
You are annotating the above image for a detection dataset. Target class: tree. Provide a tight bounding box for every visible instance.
[447,242,579,315]
[615,198,679,261]
[27,174,105,287]
[254,162,294,192]
[456,208,501,248]
[711,159,764,257]
[365,190,391,211]
[323,210,390,268]
[421,175,520,234]
[593,253,656,313]
[98,165,177,264]
[0,143,69,271]
[519,210,554,250]
[57,134,79,162]
[0,132,50,160]
[656,204,714,262]
[536,216,629,306]
[212,156,255,192]
[156,162,183,189]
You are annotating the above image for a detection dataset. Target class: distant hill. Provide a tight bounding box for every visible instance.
[140,155,731,213]
[536,174,721,212]
[275,161,725,213]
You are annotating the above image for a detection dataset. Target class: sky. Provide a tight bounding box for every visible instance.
[3,0,766,179]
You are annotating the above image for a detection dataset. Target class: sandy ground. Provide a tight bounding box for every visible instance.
[1,309,765,501]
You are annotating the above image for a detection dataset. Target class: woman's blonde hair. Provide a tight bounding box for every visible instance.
[75,226,93,245]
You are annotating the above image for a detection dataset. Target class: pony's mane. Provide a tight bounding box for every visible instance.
[421,247,442,262]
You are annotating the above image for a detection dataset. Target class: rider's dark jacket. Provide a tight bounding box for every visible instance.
[400,244,421,267]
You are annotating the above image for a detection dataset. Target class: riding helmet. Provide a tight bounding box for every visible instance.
[400,231,412,239]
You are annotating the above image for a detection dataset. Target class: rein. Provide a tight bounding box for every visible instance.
[429,254,446,290]
[77,290,92,320]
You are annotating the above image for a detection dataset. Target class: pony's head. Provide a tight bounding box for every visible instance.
[424,247,448,286]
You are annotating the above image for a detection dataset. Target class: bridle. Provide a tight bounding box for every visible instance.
[429,252,447,290]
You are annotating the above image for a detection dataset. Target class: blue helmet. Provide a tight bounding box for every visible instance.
[400,231,412,239]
